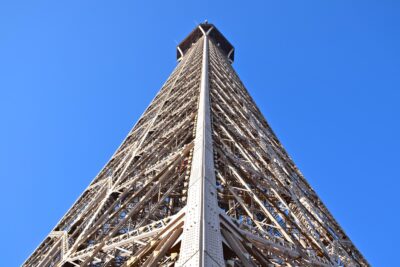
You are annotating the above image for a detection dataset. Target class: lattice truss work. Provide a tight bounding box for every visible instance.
[24,23,368,267]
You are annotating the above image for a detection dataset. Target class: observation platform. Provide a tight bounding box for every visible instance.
[177,23,234,63]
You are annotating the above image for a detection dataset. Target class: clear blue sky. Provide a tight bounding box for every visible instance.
[0,1,399,266]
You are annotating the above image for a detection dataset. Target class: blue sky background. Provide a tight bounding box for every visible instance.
[0,1,399,266]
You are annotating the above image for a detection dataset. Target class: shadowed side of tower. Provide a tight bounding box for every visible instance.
[24,23,368,267]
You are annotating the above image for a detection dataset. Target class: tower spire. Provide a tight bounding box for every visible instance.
[24,23,368,267]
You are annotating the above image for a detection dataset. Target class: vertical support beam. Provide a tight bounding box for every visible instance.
[177,27,225,267]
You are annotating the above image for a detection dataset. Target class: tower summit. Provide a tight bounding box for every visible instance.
[177,23,234,62]
[24,23,368,267]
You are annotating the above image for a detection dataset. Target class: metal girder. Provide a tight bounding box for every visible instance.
[176,25,225,267]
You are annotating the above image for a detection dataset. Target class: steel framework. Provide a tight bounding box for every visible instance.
[24,23,368,267]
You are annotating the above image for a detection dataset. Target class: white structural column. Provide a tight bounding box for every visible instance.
[176,27,225,267]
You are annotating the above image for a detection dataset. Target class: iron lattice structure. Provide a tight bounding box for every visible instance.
[24,23,368,267]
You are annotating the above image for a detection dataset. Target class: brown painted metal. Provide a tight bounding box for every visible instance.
[24,23,368,267]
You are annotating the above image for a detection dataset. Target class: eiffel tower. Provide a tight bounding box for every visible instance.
[24,23,368,267]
